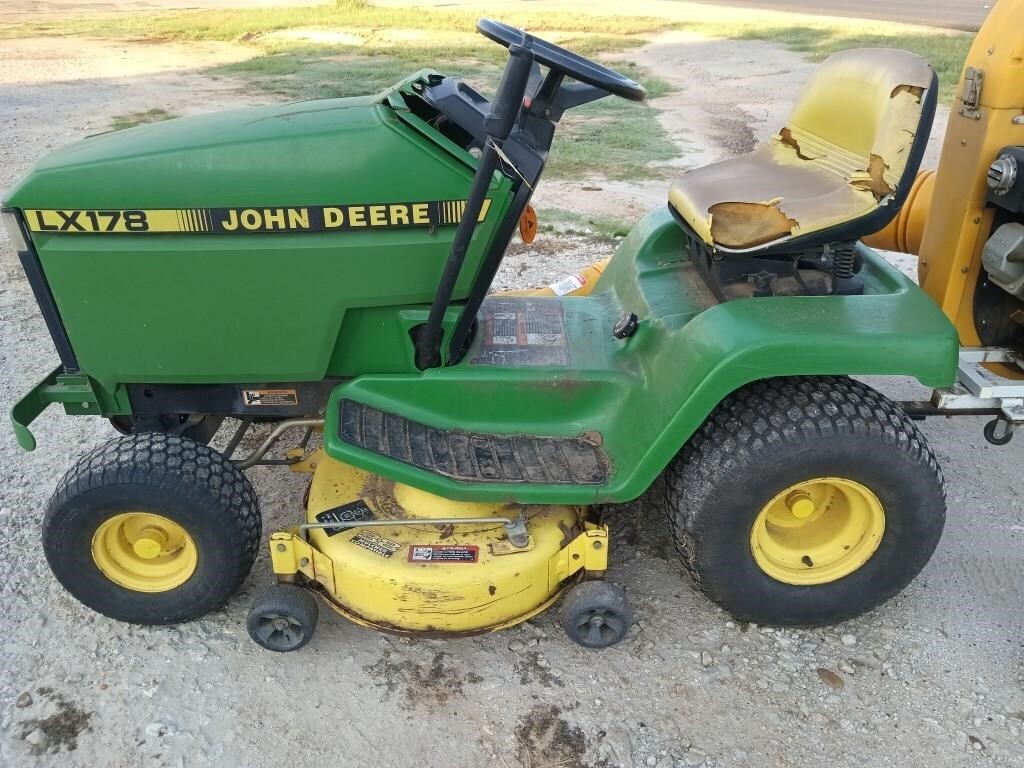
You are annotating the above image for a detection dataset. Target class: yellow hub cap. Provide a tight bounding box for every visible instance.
[91,513,198,592]
[750,478,885,586]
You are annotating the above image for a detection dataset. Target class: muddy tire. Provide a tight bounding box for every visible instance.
[43,433,260,625]
[665,376,945,626]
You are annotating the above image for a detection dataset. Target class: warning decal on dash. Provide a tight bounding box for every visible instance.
[242,389,299,407]
[408,545,480,564]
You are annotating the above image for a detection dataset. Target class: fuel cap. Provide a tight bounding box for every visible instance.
[612,312,639,340]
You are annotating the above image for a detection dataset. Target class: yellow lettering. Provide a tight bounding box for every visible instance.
[323,207,344,228]
[389,204,409,225]
[241,210,262,230]
[288,208,310,229]
[412,203,430,225]
[348,206,367,227]
[369,205,387,227]
[263,208,286,230]
[222,210,239,231]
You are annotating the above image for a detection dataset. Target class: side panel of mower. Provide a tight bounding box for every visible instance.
[323,208,959,504]
[4,77,513,388]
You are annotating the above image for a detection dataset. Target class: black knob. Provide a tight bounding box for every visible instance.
[612,312,639,340]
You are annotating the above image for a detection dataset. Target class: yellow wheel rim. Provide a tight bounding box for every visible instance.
[750,478,885,586]
[91,512,198,592]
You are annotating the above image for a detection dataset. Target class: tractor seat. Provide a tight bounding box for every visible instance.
[668,48,937,255]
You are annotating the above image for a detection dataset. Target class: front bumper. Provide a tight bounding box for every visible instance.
[11,366,106,450]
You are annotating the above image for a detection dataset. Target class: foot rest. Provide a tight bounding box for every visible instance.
[338,400,609,485]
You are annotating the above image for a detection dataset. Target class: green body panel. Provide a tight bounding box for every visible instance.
[8,70,958,503]
[321,208,958,503]
[5,72,513,388]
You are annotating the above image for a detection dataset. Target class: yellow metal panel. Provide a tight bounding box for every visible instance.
[917,0,1024,342]
[290,456,592,634]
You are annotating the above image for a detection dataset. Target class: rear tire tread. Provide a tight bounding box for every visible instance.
[665,376,944,624]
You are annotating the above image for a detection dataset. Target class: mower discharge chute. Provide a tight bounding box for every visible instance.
[11,10,1018,651]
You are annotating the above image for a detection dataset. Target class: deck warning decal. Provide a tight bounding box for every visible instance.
[408,545,479,563]
[315,499,375,537]
[23,199,492,235]
[349,530,401,557]
[242,389,299,407]
[470,298,568,367]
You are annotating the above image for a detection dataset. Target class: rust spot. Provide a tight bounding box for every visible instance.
[401,583,459,603]
[851,154,893,200]
[709,201,798,248]
[890,84,924,102]
[779,127,815,160]
[398,584,532,616]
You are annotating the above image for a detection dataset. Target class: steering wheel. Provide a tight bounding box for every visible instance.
[477,19,647,102]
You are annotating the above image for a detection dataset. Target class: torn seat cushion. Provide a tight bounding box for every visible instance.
[668,48,934,251]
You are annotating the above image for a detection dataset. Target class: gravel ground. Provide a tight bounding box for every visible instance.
[1,31,1023,768]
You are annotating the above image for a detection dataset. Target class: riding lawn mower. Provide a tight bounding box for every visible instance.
[4,4,1023,652]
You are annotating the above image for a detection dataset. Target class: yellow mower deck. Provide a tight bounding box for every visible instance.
[268,451,609,636]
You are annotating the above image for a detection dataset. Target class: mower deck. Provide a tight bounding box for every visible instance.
[269,452,609,636]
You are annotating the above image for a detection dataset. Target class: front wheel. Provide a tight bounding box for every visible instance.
[43,433,261,625]
[665,376,945,626]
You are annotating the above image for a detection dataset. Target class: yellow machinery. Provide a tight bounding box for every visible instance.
[266,453,610,635]
[865,0,1024,442]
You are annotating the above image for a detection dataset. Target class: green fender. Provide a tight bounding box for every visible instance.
[322,209,958,503]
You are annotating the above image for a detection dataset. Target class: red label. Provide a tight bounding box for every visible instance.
[407,545,479,563]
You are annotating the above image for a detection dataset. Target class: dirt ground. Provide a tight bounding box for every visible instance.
[1,27,1023,768]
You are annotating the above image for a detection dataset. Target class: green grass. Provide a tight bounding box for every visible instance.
[0,2,971,105]
[0,0,674,42]
[210,36,675,179]
[0,1,974,179]
[109,108,176,130]
[539,208,634,242]
[547,70,676,180]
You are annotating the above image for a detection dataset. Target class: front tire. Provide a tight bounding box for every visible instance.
[43,433,261,625]
[665,376,945,626]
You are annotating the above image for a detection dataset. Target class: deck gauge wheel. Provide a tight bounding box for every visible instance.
[247,584,320,652]
[560,580,633,648]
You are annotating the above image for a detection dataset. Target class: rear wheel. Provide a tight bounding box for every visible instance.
[43,433,260,625]
[665,376,945,626]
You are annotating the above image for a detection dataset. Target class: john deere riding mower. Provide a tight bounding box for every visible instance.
[5,8,1021,651]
